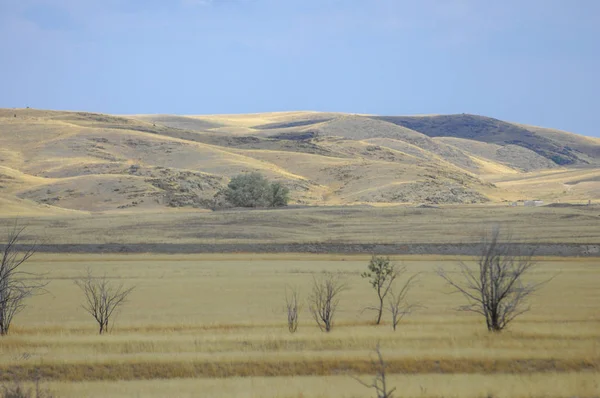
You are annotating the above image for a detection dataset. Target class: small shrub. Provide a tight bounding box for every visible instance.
[284,286,300,333]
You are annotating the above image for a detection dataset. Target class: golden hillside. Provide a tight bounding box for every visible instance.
[1,108,599,214]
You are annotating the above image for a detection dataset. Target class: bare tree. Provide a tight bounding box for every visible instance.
[284,285,300,333]
[351,343,396,398]
[436,226,545,332]
[361,256,397,325]
[0,223,47,336]
[388,272,420,331]
[308,272,347,332]
[75,269,135,334]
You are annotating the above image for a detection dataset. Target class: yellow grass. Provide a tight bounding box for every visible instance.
[4,205,599,244]
[1,254,598,397]
[185,111,335,127]
[491,168,600,201]
[45,373,600,398]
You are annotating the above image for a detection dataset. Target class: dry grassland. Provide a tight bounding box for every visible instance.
[1,254,598,397]
[2,109,599,214]
[3,204,600,246]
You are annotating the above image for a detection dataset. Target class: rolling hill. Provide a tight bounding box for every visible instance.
[0,108,599,215]
[374,114,599,165]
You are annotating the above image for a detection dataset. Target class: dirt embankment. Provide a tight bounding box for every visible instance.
[6,243,599,256]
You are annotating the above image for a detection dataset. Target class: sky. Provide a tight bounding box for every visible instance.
[1,0,599,137]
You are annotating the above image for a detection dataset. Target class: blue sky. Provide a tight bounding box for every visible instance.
[1,0,599,137]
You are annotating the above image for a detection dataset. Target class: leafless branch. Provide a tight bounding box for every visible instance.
[351,343,397,398]
[308,272,347,332]
[0,221,48,336]
[436,225,549,332]
[387,273,421,331]
[74,268,135,334]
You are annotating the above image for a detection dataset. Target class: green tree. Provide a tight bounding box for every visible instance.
[269,182,290,207]
[224,172,270,208]
[223,172,289,208]
[362,255,398,325]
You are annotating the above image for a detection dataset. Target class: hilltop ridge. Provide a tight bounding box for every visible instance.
[0,108,599,214]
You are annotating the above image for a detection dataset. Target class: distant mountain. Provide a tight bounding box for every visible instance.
[0,108,598,214]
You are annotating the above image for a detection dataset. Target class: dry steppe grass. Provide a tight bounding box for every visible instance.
[42,373,600,398]
[1,254,598,397]
[3,204,599,246]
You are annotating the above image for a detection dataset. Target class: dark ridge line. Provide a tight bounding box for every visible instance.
[4,243,599,256]
[253,118,334,130]
[1,357,598,382]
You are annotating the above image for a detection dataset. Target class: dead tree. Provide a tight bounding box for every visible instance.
[0,223,46,336]
[361,256,397,325]
[388,272,420,331]
[352,343,396,398]
[284,285,300,333]
[308,272,347,332]
[75,269,135,334]
[436,226,544,332]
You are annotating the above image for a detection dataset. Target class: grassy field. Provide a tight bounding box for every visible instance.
[2,204,600,246]
[1,254,598,397]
